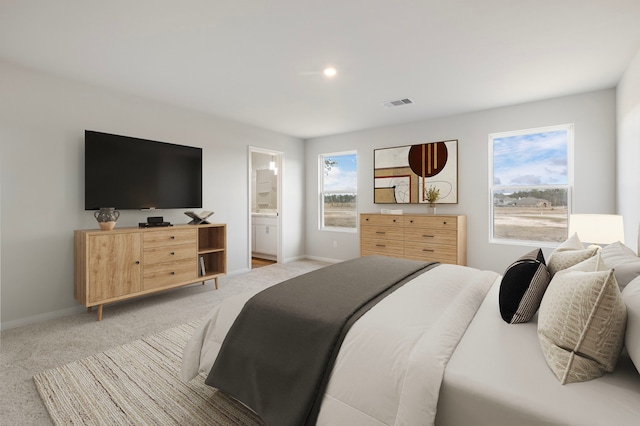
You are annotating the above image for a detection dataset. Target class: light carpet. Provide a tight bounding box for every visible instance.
[33,321,264,425]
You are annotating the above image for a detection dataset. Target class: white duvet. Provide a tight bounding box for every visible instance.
[181,264,498,426]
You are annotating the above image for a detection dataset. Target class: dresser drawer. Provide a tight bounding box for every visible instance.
[143,243,196,265]
[361,214,404,227]
[404,215,458,230]
[143,228,197,248]
[143,259,198,290]
[404,241,458,264]
[361,238,404,257]
[403,228,457,245]
[361,225,404,241]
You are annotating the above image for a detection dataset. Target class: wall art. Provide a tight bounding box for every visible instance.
[374,139,458,204]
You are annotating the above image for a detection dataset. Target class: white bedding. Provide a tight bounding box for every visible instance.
[181,264,499,425]
[436,281,640,426]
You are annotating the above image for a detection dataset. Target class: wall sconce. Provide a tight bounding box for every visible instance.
[568,214,625,246]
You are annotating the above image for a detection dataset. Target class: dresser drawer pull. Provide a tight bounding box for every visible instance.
[170,251,175,255]
[170,236,175,240]
[376,244,386,247]
[376,231,386,235]
[170,271,175,275]
[422,249,435,252]
[422,235,434,238]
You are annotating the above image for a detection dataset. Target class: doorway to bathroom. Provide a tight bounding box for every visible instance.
[248,147,282,269]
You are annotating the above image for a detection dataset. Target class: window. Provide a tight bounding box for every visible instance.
[489,124,573,245]
[319,151,357,231]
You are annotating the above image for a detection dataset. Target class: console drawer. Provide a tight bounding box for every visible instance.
[143,228,197,248]
[143,243,196,265]
[143,259,198,290]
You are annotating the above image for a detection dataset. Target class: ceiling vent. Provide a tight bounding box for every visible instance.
[382,98,414,108]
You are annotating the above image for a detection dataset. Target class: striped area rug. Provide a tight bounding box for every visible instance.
[33,322,264,425]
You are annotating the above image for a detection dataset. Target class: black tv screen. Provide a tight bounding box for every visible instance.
[85,130,202,210]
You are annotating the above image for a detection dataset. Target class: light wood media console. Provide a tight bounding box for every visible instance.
[74,223,226,320]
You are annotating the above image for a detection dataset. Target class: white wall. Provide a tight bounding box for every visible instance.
[305,89,617,273]
[617,47,640,253]
[0,61,305,328]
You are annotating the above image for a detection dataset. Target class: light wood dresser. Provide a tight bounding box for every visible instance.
[360,213,466,265]
[74,223,226,320]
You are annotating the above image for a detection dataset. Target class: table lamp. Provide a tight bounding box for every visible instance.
[568,214,625,246]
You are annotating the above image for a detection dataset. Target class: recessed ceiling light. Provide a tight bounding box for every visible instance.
[323,67,337,78]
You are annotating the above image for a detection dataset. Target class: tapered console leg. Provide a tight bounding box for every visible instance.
[97,305,103,321]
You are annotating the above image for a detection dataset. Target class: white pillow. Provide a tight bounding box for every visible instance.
[547,233,600,276]
[622,276,640,374]
[538,261,627,384]
[601,241,640,290]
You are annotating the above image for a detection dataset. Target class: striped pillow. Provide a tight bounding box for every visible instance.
[499,249,551,324]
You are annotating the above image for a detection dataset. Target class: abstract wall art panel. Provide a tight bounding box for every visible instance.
[374,140,458,204]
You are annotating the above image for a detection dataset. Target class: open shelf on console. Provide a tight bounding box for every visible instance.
[197,224,226,279]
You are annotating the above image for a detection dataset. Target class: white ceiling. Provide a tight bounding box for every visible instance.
[1,0,639,139]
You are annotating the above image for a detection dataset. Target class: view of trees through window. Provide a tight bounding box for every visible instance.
[490,124,573,245]
[320,152,357,230]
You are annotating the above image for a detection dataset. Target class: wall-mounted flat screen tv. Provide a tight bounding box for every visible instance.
[85,130,202,210]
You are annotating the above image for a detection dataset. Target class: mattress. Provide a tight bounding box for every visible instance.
[436,280,640,426]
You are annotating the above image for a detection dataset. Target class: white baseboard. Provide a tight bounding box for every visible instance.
[226,267,251,277]
[1,305,86,331]
[302,255,342,264]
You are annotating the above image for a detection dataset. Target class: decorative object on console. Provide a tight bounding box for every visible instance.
[373,140,457,204]
[185,210,214,225]
[138,216,172,228]
[499,248,550,324]
[568,214,625,246]
[94,207,120,231]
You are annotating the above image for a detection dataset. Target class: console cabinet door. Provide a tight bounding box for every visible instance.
[88,233,142,303]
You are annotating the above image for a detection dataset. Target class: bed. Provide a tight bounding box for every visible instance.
[181,238,640,425]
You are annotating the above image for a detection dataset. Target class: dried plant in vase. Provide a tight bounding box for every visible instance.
[425,185,440,213]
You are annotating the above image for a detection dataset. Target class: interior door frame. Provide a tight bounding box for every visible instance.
[247,146,283,268]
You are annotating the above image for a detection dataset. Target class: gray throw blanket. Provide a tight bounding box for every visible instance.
[205,255,437,426]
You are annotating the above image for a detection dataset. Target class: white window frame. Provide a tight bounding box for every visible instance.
[489,124,574,247]
[319,150,358,233]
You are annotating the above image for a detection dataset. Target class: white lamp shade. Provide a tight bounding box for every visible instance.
[568,214,625,245]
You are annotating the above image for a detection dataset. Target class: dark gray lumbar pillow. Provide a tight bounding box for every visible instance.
[500,248,551,324]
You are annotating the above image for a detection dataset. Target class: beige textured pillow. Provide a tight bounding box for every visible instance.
[538,266,627,384]
[547,233,600,276]
[568,252,606,272]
